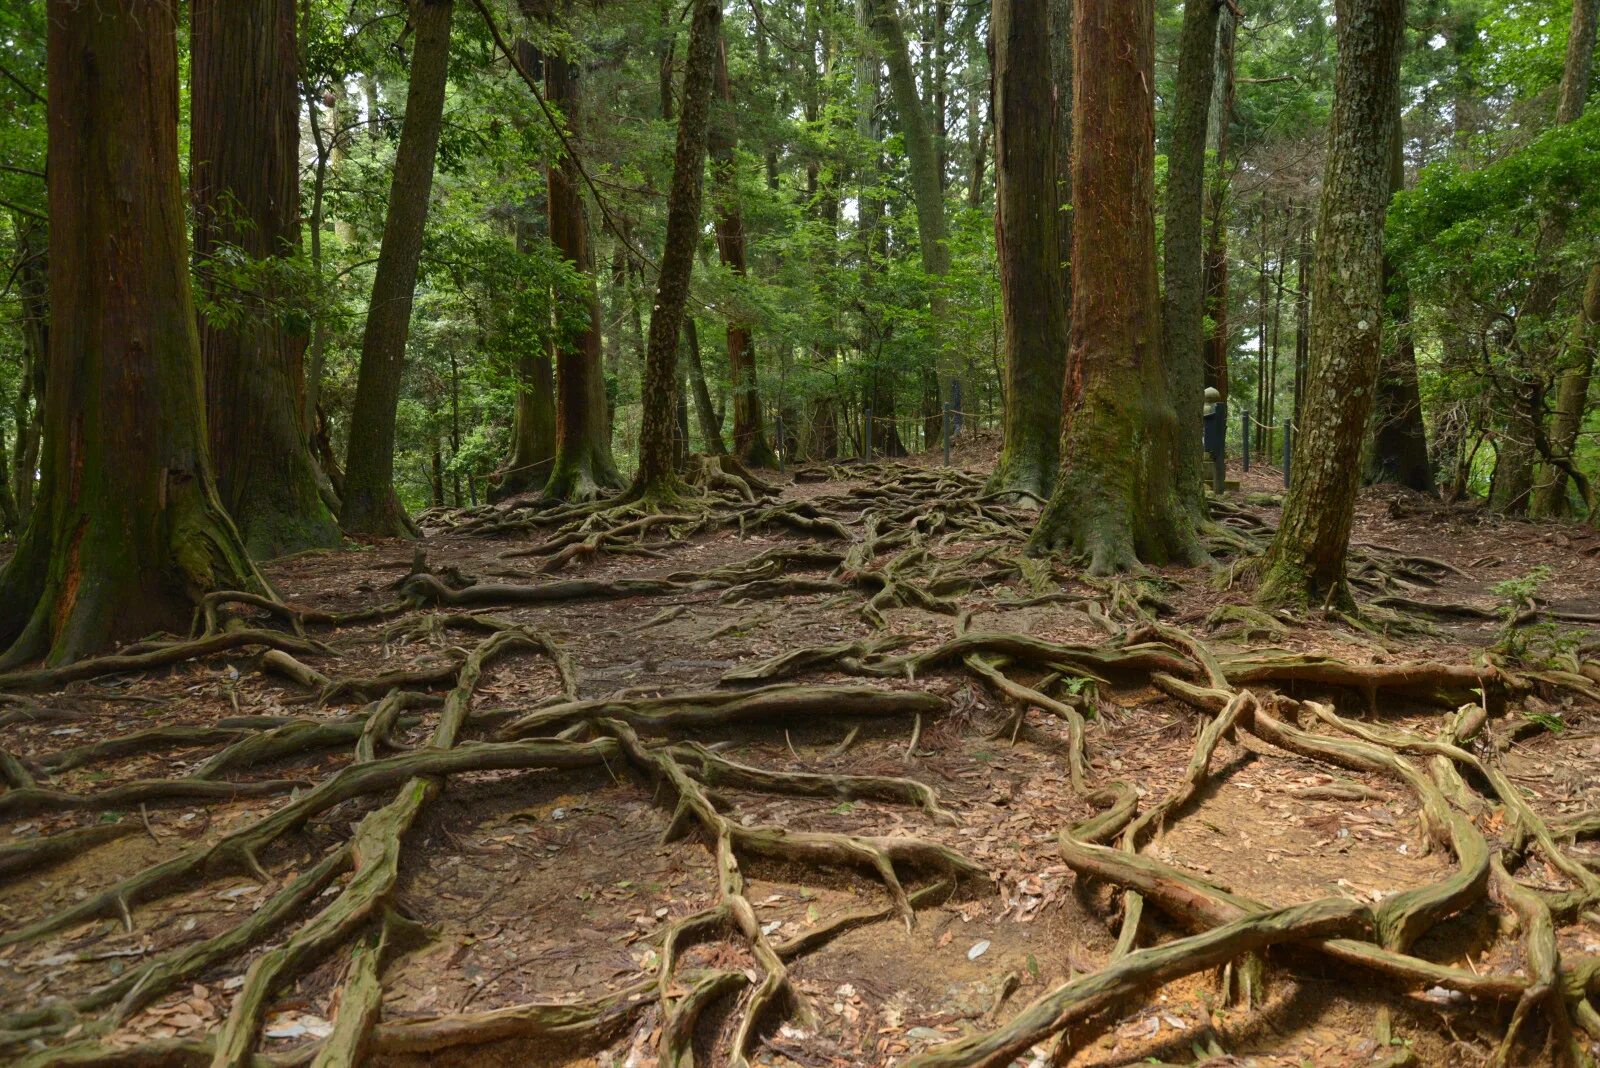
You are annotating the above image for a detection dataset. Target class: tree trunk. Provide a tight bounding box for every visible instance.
[191,0,341,559]
[1531,0,1600,516]
[1162,0,1223,524]
[0,0,262,667]
[489,41,558,503]
[1200,9,1236,404]
[339,0,453,536]
[683,317,726,454]
[1026,0,1202,573]
[543,15,624,502]
[632,0,722,500]
[986,0,1068,501]
[868,0,950,451]
[710,34,777,468]
[1363,91,1434,493]
[11,217,46,524]
[1257,0,1405,610]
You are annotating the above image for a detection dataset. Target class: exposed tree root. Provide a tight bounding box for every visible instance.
[8,466,1600,1067]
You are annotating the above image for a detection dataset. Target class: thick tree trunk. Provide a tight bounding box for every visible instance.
[1200,9,1236,404]
[543,19,623,502]
[986,0,1068,501]
[1162,0,1223,524]
[1027,0,1202,573]
[710,35,777,469]
[340,0,453,536]
[1258,0,1405,610]
[632,0,722,500]
[1531,0,1600,516]
[191,0,341,559]
[0,0,261,667]
[1364,92,1434,493]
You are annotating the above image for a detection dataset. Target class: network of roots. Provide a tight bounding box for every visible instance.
[4,460,1600,1067]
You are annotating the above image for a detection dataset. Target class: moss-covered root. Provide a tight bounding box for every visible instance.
[902,898,1371,1068]
[308,922,388,1068]
[209,628,545,1066]
[0,628,327,693]
[1487,855,1582,1068]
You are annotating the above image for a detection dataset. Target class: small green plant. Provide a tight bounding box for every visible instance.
[1490,566,1580,666]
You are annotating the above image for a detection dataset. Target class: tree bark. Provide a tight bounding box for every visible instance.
[1258,0,1406,610]
[543,13,624,502]
[1162,0,1223,524]
[986,0,1068,501]
[0,0,262,667]
[1364,90,1434,493]
[710,34,777,468]
[632,0,722,500]
[1026,0,1202,573]
[339,0,453,536]
[191,0,341,559]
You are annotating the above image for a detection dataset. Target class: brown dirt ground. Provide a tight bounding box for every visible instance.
[4,434,1600,1067]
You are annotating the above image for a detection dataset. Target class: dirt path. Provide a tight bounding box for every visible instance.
[4,447,1600,1067]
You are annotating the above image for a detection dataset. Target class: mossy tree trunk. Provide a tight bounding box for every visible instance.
[710,34,777,469]
[0,0,263,668]
[986,0,1068,501]
[1364,91,1434,494]
[543,14,624,502]
[1257,0,1406,610]
[340,0,453,536]
[1026,0,1204,574]
[191,0,342,559]
[1162,0,1223,525]
[632,0,722,501]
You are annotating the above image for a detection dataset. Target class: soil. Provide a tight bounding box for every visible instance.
[4,433,1600,1067]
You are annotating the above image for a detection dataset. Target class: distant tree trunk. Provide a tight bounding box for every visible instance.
[710,34,777,468]
[1364,91,1434,493]
[1497,0,1596,515]
[490,41,557,503]
[191,0,341,559]
[1531,0,1600,516]
[1292,210,1310,422]
[868,0,950,452]
[1162,0,1222,524]
[543,15,623,501]
[0,0,262,668]
[1200,9,1236,403]
[340,0,453,536]
[10,218,46,525]
[855,0,905,458]
[632,0,722,501]
[1027,0,1202,573]
[1258,0,1405,610]
[803,0,840,462]
[987,0,1068,501]
[683,317,726,454]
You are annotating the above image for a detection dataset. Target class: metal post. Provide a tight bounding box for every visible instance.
[942,404,951,466]
[774,416,785,473]
[1283,423,1292,488]
[864,407,873,460]
[1241,409,1250,472]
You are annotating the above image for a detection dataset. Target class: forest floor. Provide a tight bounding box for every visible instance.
[6,434,1600,1068]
